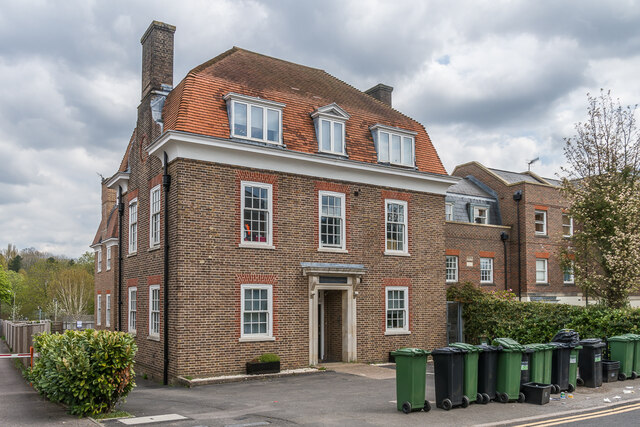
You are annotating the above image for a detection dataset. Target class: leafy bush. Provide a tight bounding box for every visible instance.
[257,353,280,363]
[447,282,640,344]
[28,329,137,416]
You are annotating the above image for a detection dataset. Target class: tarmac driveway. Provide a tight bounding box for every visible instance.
[110,363,640,427]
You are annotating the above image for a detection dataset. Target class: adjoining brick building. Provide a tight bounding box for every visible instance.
[91,21,457,382]
[445,161,582,304]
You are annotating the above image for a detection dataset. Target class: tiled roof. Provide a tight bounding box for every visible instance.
[162,47,447,175]
[91,205,118,246]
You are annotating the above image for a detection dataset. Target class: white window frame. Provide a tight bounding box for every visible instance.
[445,203,454,221]
[535,210,547,235]
[149,185,161,247]
[96,248,102,273]
[96,294,102,326]
[240,181,273,248]
[105,294,111,327]
[562,214,574,238]
[149,285,160,339]
[128,287,137,334]
[446,255,458,283]
[536,259,548,283]
[128,198,138,254]
[106,246,111,271]
[240,284,274,341]
[564,262,575,285]
[385,199,409,255]
[311,103,350,156]
[385,286,410,335]
[472,205,489,225]
[480,257,494,284]
[223,93,284,145]
[318,191,346,251]
[318,118,346,155]
[371,124,416,167]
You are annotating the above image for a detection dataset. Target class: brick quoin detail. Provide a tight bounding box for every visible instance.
[445,249,460,256]
[535,252,550,259]
[479,251,496,258]
[127,278,139,287]
[314,181,351,249]
[382,278,413,334]
[235,170,279,246]
[235,274,278,340]
[149,173,162,189]
[127,189,139,202]
[147,275,162,285]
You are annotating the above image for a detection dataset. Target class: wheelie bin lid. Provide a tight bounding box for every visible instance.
[492,337,524,352]
[431,346,467,355]
[450,342,482,353]
[525,343,553,351]
[608,335,632,342]
[390,348,430,357]
[623,333,640,341]
[579,338,606,348]
[476,344,502,352]
[547,342,570,349]
[551,329,581,346]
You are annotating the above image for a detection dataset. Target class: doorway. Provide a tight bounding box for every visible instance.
[319,290,344,362]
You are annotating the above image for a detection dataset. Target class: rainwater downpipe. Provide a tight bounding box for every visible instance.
[513,190,523,301]
[162,151,171,386]
[500,232,509,291]
[117,186,124,332]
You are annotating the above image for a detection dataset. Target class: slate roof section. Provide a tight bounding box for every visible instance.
[488,168,545,184]
[445,177,501,225]
[447,177,493,198]
[162,47,447,175]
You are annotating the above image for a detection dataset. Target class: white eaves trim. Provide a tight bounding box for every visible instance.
[369,123,418,137]
[106,172,130,193]
[148,131,459,195]
[102,237,119,248]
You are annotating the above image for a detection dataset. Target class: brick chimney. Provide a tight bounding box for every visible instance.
[101,180,117,220]
[140,21,176,100]
[365,83,393,107]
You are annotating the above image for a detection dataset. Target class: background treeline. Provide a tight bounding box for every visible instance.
[0,244,94,321]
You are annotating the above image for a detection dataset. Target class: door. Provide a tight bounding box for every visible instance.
[446,301,463,344]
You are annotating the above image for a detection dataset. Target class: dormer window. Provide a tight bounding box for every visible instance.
[224,93,284,144]
[370,124,416,167]
[311,103,350,156]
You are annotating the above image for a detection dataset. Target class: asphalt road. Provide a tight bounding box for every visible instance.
[508,400,640,426]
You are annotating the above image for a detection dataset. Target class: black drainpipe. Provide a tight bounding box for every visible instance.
[500,232,509,291]
[117,186,124,332]
[513,191,523,301]
[163,152,171,385]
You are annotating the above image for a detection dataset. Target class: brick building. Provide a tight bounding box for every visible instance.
[91,21,457,382]
[445,161,582,304]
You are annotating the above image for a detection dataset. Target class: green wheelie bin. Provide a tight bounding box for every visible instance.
[569,345,582,391]
[525,344,551,384]
[623,333,640,379]
[451,342,484,404]
[391,348,431,413]
[493,338,526,403]
[608,335,635,381]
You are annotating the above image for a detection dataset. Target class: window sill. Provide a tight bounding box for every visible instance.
[128,331,137,337]
[148,245,161,252]
[318,247,348,254]
[563,283,575,286]
[534,234,549,238]
[384,251,410,257]
[239,336,276,343]
[535,282,549,286]
[480,282,496,286]
[127,252,137,258]
[385,330,411,336]
[239,243,276,250]
[148,335,160,342]
[445,280,458,284]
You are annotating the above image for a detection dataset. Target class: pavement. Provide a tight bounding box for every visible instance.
[2,348,640,426]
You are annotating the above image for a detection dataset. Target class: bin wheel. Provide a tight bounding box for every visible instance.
[476,393,483,404]
[461,396,470,408]
[632,371,638,380]
[442,399,453,411]
[498,392,509,403]
[552,384,560,394]
[568,383,575,393]
[482,393,491,404]
[423,400,431,412]
[401,401,412,414]
[619,373,627,381]
[518,392,526,403]
[576,377,584,386]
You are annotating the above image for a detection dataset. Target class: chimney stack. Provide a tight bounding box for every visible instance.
[365,83,393,107]
[140,21,176,100]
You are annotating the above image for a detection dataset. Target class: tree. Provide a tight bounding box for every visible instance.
[51,266,94,321]
[0,266,12,316]
[8,254,23,272]
[0,243,18,269]
[562,90,640,308]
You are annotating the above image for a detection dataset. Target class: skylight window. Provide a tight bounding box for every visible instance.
[224,93,285,144]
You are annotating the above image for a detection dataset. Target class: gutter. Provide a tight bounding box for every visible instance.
[163,151,171,385]
[117,186,124,331]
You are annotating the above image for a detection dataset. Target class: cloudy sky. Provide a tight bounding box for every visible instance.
[1,0,640,258]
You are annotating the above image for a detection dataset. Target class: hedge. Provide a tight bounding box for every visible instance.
[28,329,137,416]
[447,282,640,344]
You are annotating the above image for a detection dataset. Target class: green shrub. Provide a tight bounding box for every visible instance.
[257,353,280,363]
[28,329,137,416]
[447,282,640,344]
